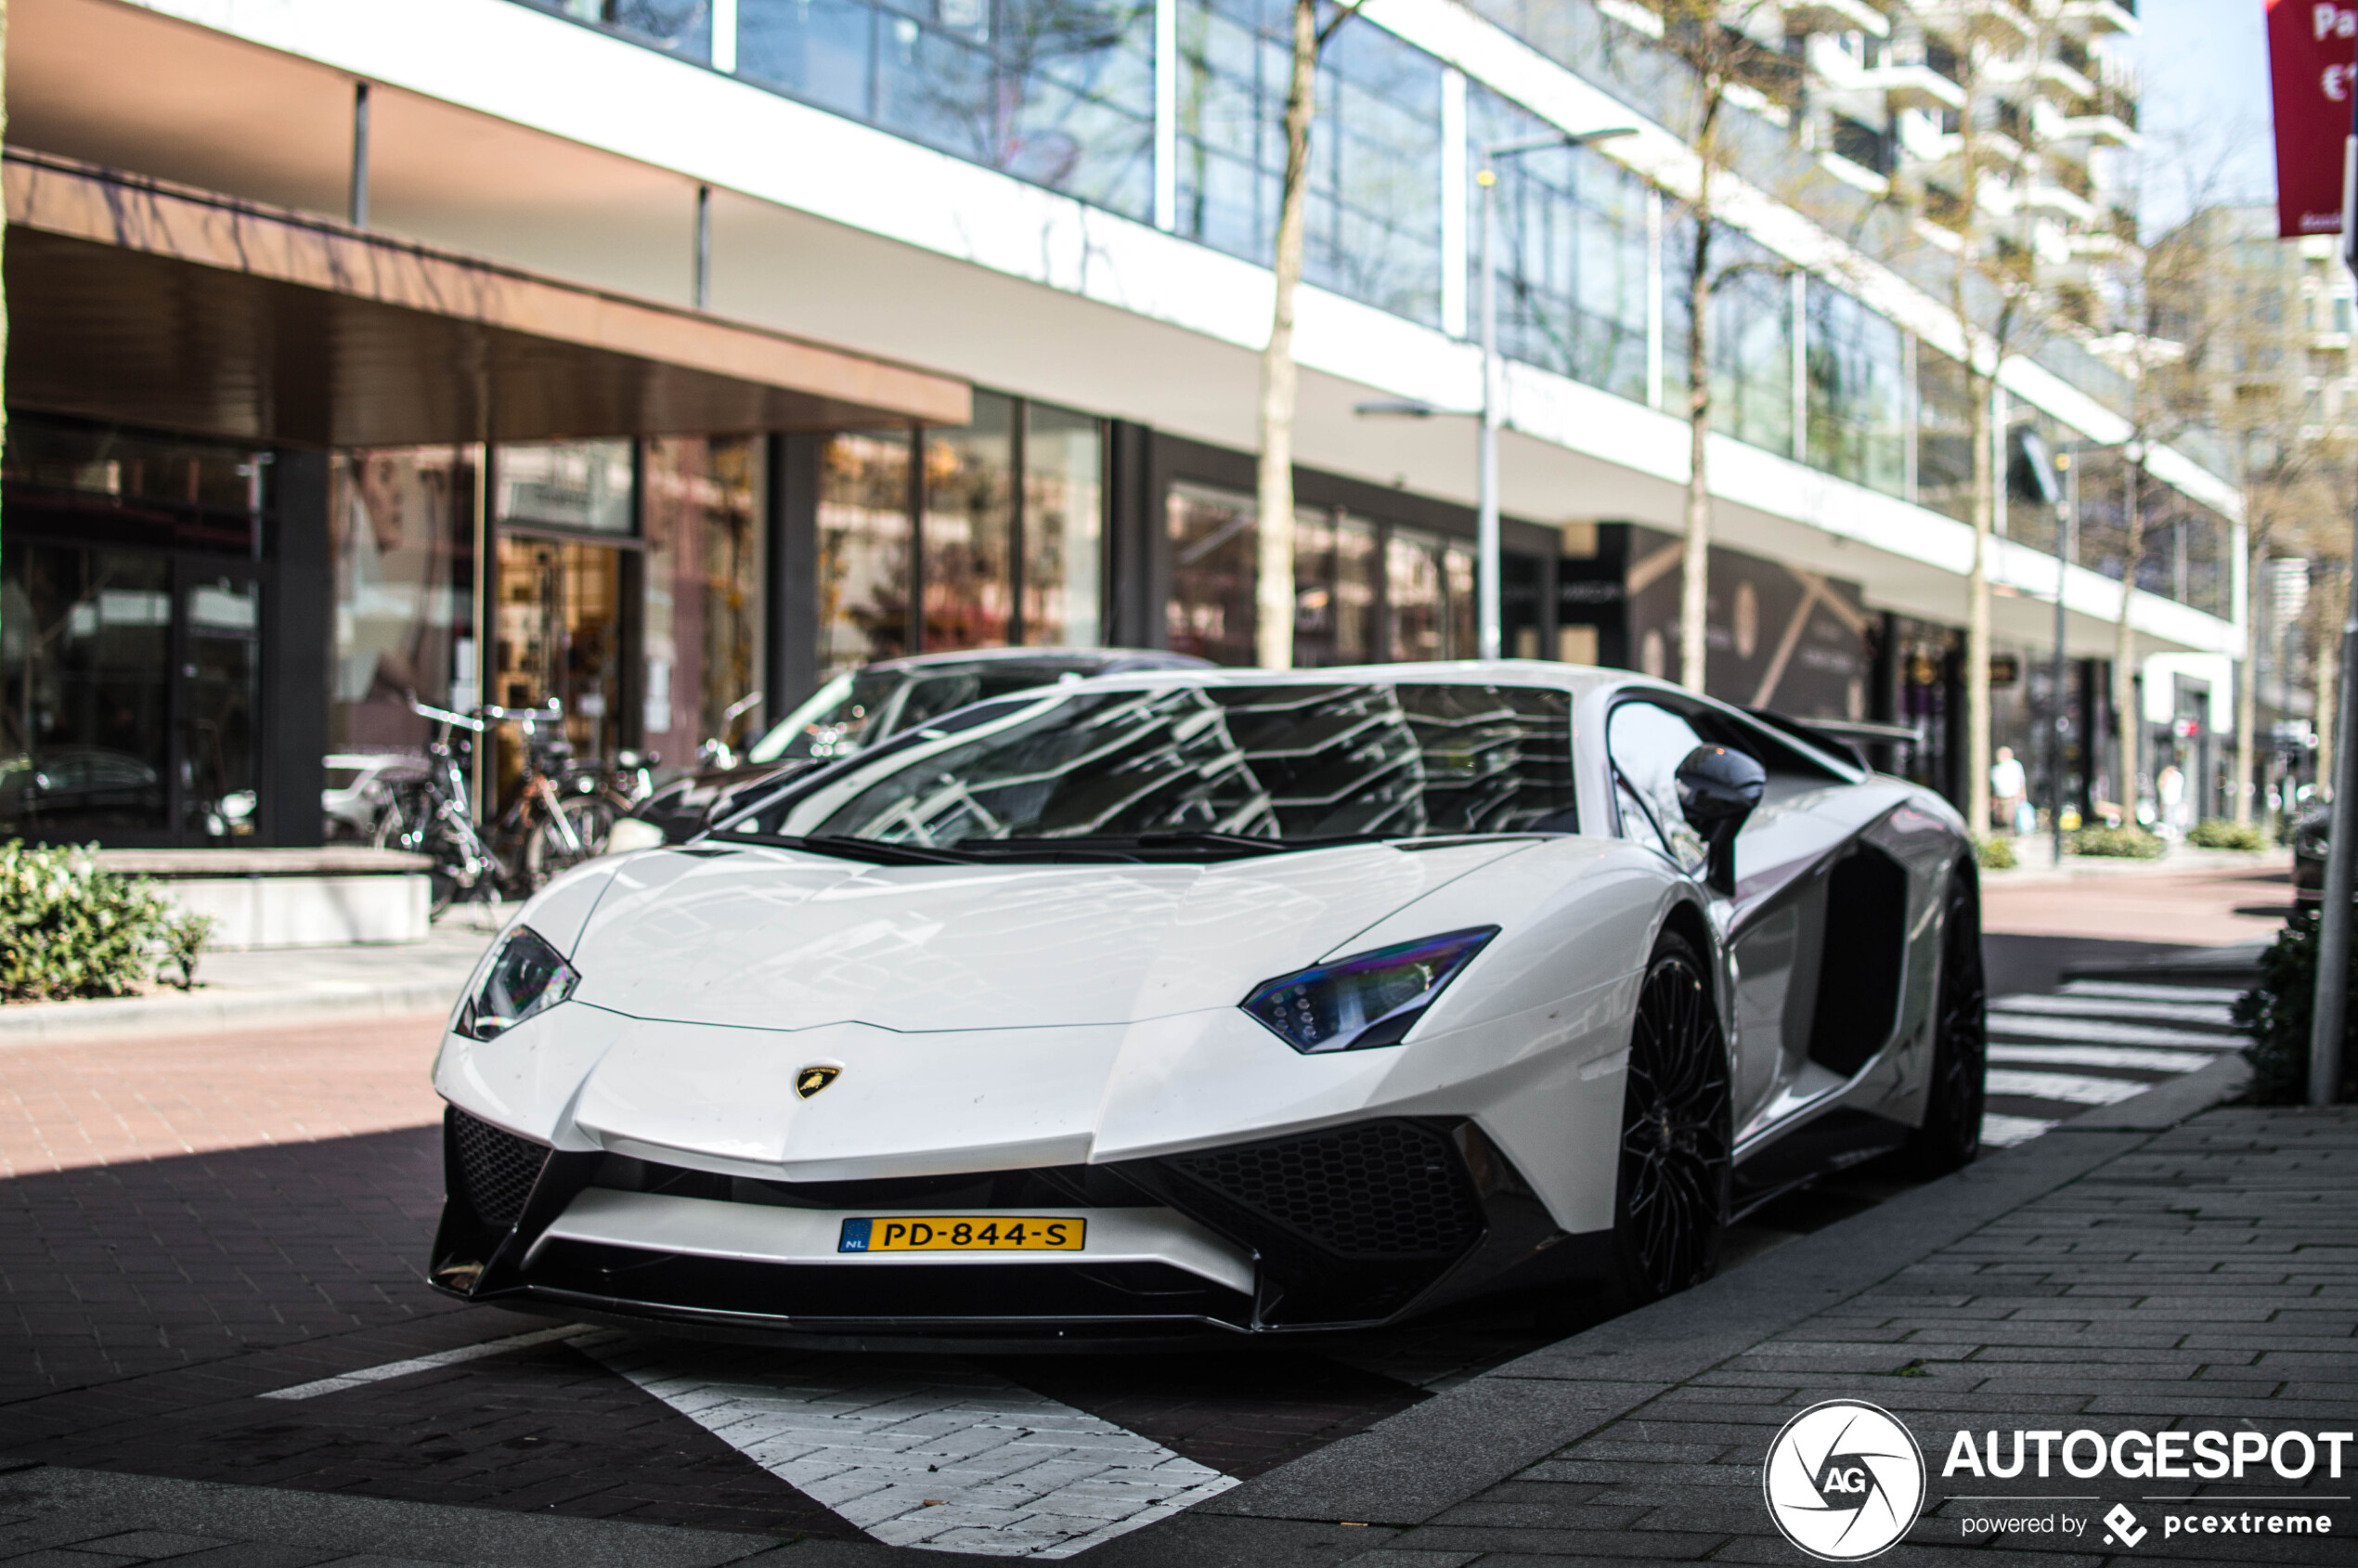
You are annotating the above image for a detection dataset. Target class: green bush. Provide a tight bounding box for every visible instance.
[2235,904,2358,1104]
[0,842,216,1003]
[2068,824,2165,859]
[1976,836,2017,872]
[2188,817,2268,851]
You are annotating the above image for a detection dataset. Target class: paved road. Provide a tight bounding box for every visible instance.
[0,937,2275,1562]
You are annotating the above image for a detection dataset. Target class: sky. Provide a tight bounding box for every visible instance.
[2125,0,2276,234]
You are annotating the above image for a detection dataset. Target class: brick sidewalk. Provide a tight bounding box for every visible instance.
[0,1015,447,1178]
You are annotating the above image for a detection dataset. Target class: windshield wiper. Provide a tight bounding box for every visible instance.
[973,830,1388,861]
[719,831,988,867]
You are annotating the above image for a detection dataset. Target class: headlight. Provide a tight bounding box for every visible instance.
[460,927,578,1041]
[1241,927,1497,1054]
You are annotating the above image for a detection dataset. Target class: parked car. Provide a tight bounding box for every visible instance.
[322,752,428,842]
[2293,806,2330,901]
[629,647,1211,843]
[430,661,1985,1347]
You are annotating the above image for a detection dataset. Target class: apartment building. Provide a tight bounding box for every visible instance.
[1,0,2238,854]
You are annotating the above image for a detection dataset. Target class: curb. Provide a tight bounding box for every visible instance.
[1190,1051,2257,1536]
[0,981,463,1047]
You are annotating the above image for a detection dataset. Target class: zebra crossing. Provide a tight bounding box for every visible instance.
[1979,978,2246,1147]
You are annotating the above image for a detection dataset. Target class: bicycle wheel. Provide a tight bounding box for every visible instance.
[520,796,616,891]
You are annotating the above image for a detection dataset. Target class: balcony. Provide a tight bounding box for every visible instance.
[2052,110,2138,149]
[1778,0,1891,36]
[2059,0,2139,35]
[2019,176,2099,227]
[1909,0,2034,49]
[1857,61,1969,110]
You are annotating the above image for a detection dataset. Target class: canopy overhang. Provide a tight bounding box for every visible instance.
[3,148,971,448]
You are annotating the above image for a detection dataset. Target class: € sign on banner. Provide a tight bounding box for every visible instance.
[2272,0,2358,238]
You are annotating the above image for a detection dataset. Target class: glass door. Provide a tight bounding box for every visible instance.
[495,535,627,763]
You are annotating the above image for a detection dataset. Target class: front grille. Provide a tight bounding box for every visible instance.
[449,1108,549,1227]
[1164,1120,1483,1260]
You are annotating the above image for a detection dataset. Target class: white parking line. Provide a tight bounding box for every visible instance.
[2057,980,2245,1005]
[1984,1014,2236,1049]
[1992,993,2237,1027]
[1988,1043,2218,1073]
[1985,1069,2150,1107]
[590,1341,1237,1559]
[1980,1112,2060,1147]
[259,1324,610,1400]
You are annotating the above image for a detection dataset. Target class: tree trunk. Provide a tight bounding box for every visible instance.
[2235,526,2261,825]
[2114,457,2146,826]
[1678,126,1717,694]
[1965,376,1992,838]
[1253,0,1319,672]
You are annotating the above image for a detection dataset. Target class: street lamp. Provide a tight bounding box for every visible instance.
[1354,125,1636,662]
[1476,127,1636,658]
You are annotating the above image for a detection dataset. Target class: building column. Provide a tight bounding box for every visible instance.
[1106,421,1162,648]
[263,448,330,849]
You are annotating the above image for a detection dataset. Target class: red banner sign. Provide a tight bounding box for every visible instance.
[2273,1,2358,237]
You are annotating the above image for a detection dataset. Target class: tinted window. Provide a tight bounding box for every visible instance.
[1607,701,1708,874]
[730,681,1574,849]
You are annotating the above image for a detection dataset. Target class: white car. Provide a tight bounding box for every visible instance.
[427,662,1986,1345]
[322,752,426,841]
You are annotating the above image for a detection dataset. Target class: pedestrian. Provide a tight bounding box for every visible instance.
[1989,745,2027,836]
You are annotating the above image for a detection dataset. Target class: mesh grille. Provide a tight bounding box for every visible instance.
[450,1108,549,1227]
[1166,1120,1483,1259]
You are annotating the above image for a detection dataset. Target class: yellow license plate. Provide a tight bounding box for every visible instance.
[837,1216,1085,1253]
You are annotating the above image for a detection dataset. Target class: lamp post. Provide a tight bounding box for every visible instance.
[1474,127,1634,659]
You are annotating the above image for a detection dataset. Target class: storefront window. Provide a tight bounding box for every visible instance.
[1294,510,1380,667]
[1167,483,1263,666]
[1806,279,1907,498]
[330,447,476,752]
[1388,526,1475,662]
[1175,0,1444,327]
[1022,402,1104,646]
[4,417,268,845]
[925,392,1017,651]
[643,436,766,756]
[498,439,633,535]
[1470,85,1651,403]
[737,0,1156,220]
[818,431,916,675]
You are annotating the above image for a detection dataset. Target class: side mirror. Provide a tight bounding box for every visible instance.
[1676,745,1766,895]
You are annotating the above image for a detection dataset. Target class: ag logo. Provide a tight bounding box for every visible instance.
[794,1064,842,1099]
[1762,1399,1925,1562]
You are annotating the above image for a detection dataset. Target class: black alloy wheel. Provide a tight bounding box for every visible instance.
[1897,866,1987,1176]
[1609,929,1732,1305]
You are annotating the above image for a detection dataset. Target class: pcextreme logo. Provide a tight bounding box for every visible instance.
[1762,1399,1928,1562]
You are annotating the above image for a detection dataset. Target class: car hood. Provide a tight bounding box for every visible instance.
[564,838,1534,1032]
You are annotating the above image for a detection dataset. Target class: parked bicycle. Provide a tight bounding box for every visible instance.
[372,695,630,914]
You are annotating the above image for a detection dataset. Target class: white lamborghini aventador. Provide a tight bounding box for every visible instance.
[429,662,1987,1345]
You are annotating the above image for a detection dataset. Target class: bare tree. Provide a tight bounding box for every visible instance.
[1254,0,1360,671]
[1649,2,1783,694]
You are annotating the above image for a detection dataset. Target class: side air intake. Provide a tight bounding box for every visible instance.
[447,1107,550,1228]
[1162,1119,1483,1260]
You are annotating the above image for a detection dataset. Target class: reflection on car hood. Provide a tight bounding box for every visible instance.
[565,838,1534,1032]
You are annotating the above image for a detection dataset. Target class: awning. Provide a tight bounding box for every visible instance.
[3,148,971,447]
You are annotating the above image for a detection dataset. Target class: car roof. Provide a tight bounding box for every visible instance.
[1040,658,1632,697]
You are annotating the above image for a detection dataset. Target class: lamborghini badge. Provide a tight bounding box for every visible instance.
[795,1064,842,1099]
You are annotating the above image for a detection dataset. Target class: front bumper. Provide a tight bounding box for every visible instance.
[430,1107,1589,1347]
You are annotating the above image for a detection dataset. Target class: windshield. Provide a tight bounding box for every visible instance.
[719,681,1577,855]
[744,661,1106,765]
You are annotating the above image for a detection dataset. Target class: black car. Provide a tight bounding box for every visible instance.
[631,647,1212,843]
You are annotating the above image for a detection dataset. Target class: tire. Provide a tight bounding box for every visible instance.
[1606,928,1733,1307]
[1896,867,1987,1177]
